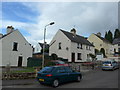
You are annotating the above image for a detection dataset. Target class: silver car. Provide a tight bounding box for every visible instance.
[102,60,119,70]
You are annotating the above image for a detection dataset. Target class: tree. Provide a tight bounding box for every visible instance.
[114,29,120,39]
[100,48,106,58]
[105,32,108,40]
[104,30,113,43]
[107,30,113,43]
[51,53,58,60]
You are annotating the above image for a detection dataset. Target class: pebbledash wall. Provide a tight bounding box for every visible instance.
[0,29,32,67]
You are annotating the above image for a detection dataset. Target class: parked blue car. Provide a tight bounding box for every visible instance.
[102,60,119,71]
[37,66,82,87]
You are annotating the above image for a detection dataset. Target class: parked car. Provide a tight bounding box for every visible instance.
[102,60,119,71]
[51,60,69,66]
[37,66,82,87]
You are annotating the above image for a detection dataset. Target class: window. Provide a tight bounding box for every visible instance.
[77,53,82,60]
[100,44,102,46]
[87,54,89,59]
[80,44,83,49]
[92,42,94,45]
[86,45,88,50]
[89,46,91,50]
[58,42,61,49]
[77,43,79,49]
[13,42,18,51]
[57,67,66,73]
[65,67,73,73]
[119,48,120,52]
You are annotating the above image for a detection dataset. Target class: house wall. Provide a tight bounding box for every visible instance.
[34,43,42,53]
[1,30,32,67]
[49,30,95,63]
[87,34,114,57]
[114,44,120,53]
[71,42,94,62]
[87,34,103,51]
[49,30,71,61]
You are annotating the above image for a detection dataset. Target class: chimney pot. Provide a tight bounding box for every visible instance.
[70,28,76,35]
[7,26,14,34]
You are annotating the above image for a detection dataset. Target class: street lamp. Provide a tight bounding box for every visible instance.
[42,22,55,69]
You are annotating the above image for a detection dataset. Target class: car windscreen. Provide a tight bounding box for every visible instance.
[103,61,111,64]
[40,67,53,73]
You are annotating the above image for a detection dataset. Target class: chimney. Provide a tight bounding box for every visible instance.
[97,32,101,37]
[7,26,14,34]
[0,33,3,38]
[70,28,76,35]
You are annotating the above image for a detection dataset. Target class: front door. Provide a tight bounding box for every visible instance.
[71,53,75,62]
[18,56,23,67]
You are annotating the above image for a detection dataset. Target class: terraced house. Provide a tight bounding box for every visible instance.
[0,26,33,67]
[49,28,95,63]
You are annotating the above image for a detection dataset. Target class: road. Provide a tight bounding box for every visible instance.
[2,69,119,88]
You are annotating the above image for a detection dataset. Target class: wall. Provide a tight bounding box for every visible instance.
[34,43,41,53]
[87,34,103,51]
[1,30,32,67]
[71,42,94,62]
[49,30,71,61]
[49,30,95,63]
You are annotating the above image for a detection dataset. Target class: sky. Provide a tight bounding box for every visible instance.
[1,1,118,46]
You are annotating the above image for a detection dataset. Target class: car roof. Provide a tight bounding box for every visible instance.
[45,66,68,68]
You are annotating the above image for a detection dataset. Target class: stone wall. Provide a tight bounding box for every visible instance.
[2,72,36,80]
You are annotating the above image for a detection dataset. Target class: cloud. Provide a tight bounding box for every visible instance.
[2,2,118,46]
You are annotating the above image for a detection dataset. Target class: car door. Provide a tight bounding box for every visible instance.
[55,67,69,83]
[65,67,77,81]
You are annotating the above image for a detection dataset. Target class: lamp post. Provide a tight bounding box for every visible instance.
[42,22,55,69]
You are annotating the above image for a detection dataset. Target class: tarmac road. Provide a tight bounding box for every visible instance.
[2,69,119,88]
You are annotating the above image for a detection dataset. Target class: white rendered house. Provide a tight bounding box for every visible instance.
[49,28,95,63]
[0,26,33,67]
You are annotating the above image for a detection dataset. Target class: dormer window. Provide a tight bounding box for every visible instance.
[13,42,18,51]
[59,42,61,50]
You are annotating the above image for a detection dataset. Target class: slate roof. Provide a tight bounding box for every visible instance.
[60,30,94,46]
[112,37,120,45]
[39,43,49,49]
[94,34,111,44]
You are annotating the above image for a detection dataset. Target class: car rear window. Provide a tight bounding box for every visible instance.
[40,67,53,73]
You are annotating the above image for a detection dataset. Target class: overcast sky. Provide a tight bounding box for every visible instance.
[1,2,118,46]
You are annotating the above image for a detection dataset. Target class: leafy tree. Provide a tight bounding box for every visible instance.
[41,48,49,53]
[114,29,120,39]
[51,53,58,60]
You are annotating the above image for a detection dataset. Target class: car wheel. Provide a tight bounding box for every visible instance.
[77,76,81,82]
[52,79,59,87]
